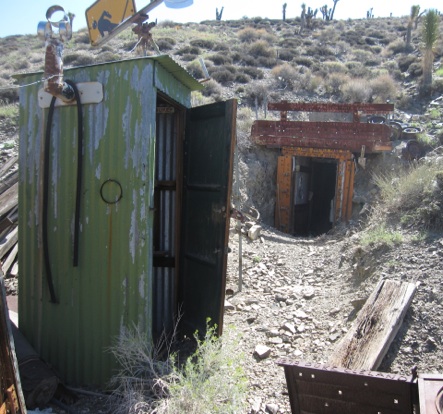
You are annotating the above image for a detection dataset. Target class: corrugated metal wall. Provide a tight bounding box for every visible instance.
[17,57,194,386]
[153,110,177,338]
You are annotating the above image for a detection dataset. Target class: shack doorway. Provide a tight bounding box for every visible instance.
[276,148,354,237]
[153,94,237,341]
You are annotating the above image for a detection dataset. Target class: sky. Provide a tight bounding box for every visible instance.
[0,0,441,38]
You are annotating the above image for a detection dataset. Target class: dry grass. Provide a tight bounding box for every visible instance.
[108,323,247,414]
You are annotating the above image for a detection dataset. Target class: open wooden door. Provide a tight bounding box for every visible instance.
[179,99,237,337]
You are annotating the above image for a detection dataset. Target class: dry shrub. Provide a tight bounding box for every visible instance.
[63,51,95,67]
[237,27,260,42]
[294,56,315,68]
[271,63,299,90]
[278,48,297,62]
[326,73,351,94]
[248,40,276,59]
[345,61,370,78]
[352,49,374,63]
[244,82,269,107]
[241,67,264,79]
[202,79,223,100]
[186,60,205,79]
[175,45,200,56]
[157,38,176,51]
[386,38,406,55]
[340,78,372,102]
[208,53,233,65]
[323,61,347,74]
[397,55,417,72]
[369,74,398,102]
[237,106,255,151]
[210,69,236,85]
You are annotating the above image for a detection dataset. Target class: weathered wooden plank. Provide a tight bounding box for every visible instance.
[2,243,18,275]
[0,155,18,177]
[0,169,18,196]
[0,226,18,260]
[329,279,417,371]
[0,182,18,218]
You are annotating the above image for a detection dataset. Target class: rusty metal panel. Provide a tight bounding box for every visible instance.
[251,121,392,153]
[417,374,443,414]
[282,147,353,160]
[268,101,394,114]
[17,57,198,386]
[278,360,416,414]
[276,156,292,234]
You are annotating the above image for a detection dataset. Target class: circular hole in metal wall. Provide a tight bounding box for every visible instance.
[100,179,123,204]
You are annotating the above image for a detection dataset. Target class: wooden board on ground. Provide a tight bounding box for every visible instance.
[329,278,417,371]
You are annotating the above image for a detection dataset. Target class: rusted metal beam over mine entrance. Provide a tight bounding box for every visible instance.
[251,101,395,153]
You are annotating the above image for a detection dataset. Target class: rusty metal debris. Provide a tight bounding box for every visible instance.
[277,359,418,414]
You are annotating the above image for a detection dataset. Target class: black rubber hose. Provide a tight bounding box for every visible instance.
[65,80,83,267]
[43,96,58,303]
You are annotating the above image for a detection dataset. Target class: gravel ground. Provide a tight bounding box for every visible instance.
[224,222,443,414]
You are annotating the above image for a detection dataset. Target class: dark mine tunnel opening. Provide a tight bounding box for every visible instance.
[293,157,338,237]
[308,159,337,236]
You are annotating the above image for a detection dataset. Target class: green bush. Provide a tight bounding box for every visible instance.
[175,45,201,56]
[210,69,236,85]
[157,38,177,51]
[373,159,443,230]
[208,54,233,65]
[235,73,251,84]
[361,224,403,247]
[190,38,215,49]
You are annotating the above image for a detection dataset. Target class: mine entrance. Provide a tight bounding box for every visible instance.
[276,148,354,237]
[309,158,337,235]
[292,157,337,236]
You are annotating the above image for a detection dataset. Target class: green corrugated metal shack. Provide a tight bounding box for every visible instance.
[16,55,237,386]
